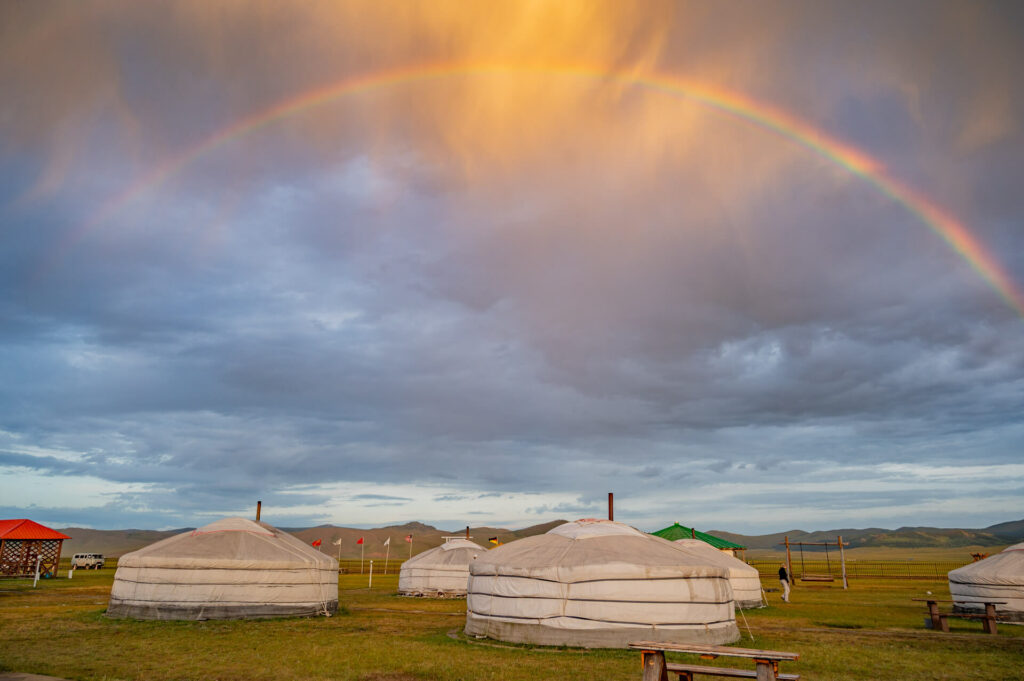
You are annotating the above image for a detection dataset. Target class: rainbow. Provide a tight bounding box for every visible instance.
[49,62,1024,315]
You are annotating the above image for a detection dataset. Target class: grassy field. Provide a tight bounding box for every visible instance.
[1,568,1021,681]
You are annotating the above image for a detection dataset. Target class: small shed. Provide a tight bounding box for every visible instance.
[651,523,747,558]
[0,519,71,578]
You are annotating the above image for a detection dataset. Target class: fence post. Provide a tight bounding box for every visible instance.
[838,536,848,589]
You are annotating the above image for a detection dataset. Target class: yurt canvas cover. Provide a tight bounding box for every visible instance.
[466,519,739,648]
[672,538,763,609]
[108,517,338,620]
[399,537,484,597]
[948,542,1024,621]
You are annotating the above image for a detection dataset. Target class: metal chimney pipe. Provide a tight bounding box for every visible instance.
[256,500,262,522]
[608,492,614,521]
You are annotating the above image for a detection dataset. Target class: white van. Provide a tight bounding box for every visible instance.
[71,553,105,569]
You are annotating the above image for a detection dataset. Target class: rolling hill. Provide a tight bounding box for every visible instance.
[57,517,1022,558]
[709,519,1024,550]
[58,527,193,559]
[59,519,568,559]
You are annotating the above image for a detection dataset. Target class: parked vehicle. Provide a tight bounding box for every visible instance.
[71,553,105,569]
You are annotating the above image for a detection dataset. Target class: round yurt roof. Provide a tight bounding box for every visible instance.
[949,542,1024,586]
[471,518,728,581]
[404,537,484,568]
[116,516,336,570]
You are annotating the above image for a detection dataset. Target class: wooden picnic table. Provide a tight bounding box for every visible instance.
[912,598,1006,634]
[629,641,799,681]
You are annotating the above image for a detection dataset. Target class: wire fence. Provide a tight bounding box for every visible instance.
[747,558,973,580]
[337,558,407,574]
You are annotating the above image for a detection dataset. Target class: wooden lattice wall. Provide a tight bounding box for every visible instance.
[0,538,65,578]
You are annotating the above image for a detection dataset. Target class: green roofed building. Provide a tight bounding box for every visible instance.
[651,523,746,558]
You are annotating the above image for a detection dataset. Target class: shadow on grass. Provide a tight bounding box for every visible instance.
[813,621,864,629]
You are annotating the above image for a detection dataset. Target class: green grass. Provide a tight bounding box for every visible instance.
[0,569,1021,680]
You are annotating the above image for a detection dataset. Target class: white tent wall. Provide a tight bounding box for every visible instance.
[465,519,739,648]
[107,517,338,620]
[672,538,764,609]
[948,543,1024,621]
[398,537,484,597]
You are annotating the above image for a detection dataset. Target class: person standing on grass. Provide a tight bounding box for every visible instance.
[778,563,790,602]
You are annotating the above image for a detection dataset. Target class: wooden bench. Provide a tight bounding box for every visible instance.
[629,641,799,681]
[664,663,798,680]
[912,598,1005,635]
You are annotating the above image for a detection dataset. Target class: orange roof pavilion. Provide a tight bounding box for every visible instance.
[0,519,71,578]
[0,519,71,541]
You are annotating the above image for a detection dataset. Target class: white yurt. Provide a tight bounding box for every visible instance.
[948,543,1024,621]
[107,517,338,620]
[399,537,484,597]
[465,519,739,648]
[672,538,764,609]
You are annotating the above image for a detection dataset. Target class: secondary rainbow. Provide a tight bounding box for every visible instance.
[51,62,1024,315]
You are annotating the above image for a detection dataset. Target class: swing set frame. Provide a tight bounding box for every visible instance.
[783,535,849,589]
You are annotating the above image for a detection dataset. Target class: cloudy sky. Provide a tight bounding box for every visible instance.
[2,2,1022,533]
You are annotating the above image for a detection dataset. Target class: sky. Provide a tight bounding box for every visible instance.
[1,1,1022,534]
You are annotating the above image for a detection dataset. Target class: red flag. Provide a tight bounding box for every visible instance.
[311,539,322,547]
[356,537,364,545]
[404,534,412,543]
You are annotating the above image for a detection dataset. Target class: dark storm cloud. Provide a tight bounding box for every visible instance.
[0,1,1022,530]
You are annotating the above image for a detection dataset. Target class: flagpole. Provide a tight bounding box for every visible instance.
[409,535,413,560]
[385,540,390,575]
[360,542,364,574]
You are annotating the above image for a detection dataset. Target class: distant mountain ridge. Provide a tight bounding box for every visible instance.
[57,519,569,558]
[709,519,1024,550]
[56,517,1023,557]
[57,527,196,559]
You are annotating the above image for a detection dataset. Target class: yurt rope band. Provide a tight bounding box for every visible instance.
[470,592,734,605]
[469,612,738,627]
[471,574,733,585]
